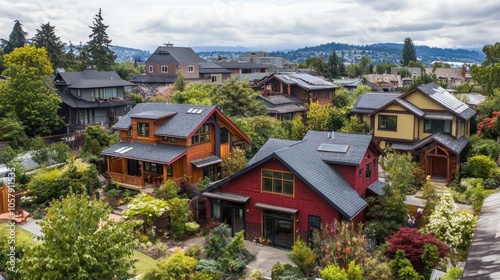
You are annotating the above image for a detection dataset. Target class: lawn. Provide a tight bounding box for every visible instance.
[130,250,158,277]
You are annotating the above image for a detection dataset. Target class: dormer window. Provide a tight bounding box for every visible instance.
[137,122,149,137]
[188,65,194,73]
[161,65,168,73]
[148,65,153,73]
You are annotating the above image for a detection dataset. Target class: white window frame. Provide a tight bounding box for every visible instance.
[148,65,153,73]
[211,75,217,83]
[161,65,168,73]
[188,65,195,73]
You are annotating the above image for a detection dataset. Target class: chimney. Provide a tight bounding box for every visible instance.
[164,42,174,47]
[462,65,467,78]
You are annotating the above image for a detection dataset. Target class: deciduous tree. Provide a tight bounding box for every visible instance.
[210,77,267,117]
[470,42,500,95]
[18,195,138,280]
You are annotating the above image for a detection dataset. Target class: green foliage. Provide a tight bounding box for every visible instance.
[307,101,332,131]
[48,142,71,163]
[112,61,141,80]
[122,193,170,226]
[81,125,112,157]
[358,56,374,75]
[168,197,191,239]
[334,87,353,108]
[128,92,143,103]
[171,82,214,105]
[0,224,38,279]
[27,168,63,204]
[233,116,288,158]
[250,269,264,280]
[483,168,500,189]
[173,71,186,92]
[154,179,179,200]
[1,20,28,54]
[18,194,137,280]
[441,267,463,280]
[382,152,422,194]
[319,261,362,280]
[470,43,500,95]
[143,249,197,280]
[30,137,50,166]
[0,45,64,136]
[0,114,28,150]
[86,9,116,70]
[221,148,247,178]
[389,250,420,280]
[462,178,486,213]
[271,262,285,280]
[401,38,417,66]
[422,244,440,279]
[398,67,412,78]
[288,238,316,276]
[211,77,267,117]
[362,254,394,280]
[462,155,498,179]
[0,145,17,164]
[185,244,202,260]
[468,135,500,161]
[32,22,66,70]
[291,115,307,140]
[341,115,370,134]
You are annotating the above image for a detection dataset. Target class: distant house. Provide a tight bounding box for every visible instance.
[364,74,402,92]
[131,43,232,93]
[257,95,307,121]
[333,78,363,91]
[101,103,250,190]
[424,66,471,89]
[257,73,339,107]
[54,69,136,131]
[239,51,294,71]
[202,131,385,247]
[215,61,270,74]
[352,82,476,184]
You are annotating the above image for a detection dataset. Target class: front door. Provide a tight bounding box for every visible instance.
[263,210,294,249]
[431,156,447,178]
[212,200,246,237]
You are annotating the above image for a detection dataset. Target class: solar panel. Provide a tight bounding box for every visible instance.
[114,147,127,153]
[187,108,194,113]
[118,147,134,154]
[196,109,203,114]
[317,143,349,153]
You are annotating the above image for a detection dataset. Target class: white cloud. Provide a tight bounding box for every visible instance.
[0,0,498,52]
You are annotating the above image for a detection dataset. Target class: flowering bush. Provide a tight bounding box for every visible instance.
[122,193,169,226]
[424,190,477,259]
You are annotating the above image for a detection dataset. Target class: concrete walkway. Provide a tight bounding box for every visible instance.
[244,241,293,278]
[18,217,42,236]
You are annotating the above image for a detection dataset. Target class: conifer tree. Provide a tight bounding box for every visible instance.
[87,8,116,70]
[401,37,417,66]
[32,22,66,70]
[1,20,28,54]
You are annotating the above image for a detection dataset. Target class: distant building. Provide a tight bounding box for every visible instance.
[364,74,402,92]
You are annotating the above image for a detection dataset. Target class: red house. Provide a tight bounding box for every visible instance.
[202,131,385,249]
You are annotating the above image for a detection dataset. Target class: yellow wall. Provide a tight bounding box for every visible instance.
[373,113,415,140]
[404,91,446,110]
[416,118,459,139]
[359,113,372,128]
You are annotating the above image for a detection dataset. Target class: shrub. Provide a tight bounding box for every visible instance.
[441,267,462,280]
[389,250,421,280]
[250,269,264,280]
[27,168,62,204]
[49,142,71,163]
[462,155,497,179]
[363,255,394,280]
[150,242,169,259]
[185,221,200,235]
[143,249,197,280]
[168,197,191,239]
[288,238,316,277]
[483,168,500,189]
[154,179,178,200]
[320,263,348,280]
[220,148,247,178]
[185,244,202,260]
[271,261,285,280]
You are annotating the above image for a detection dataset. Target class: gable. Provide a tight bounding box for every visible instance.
[403,90,447,111]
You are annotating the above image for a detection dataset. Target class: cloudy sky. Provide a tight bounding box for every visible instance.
[1,0,499,52]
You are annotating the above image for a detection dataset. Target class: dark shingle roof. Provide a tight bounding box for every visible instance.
[58,90,135,108]
[391,133,469,155]
[258,95,295,105]
[102,141,186,164]
[199,62,232,74]
[215,61,270,70]
[395,99,425,117]
[271,73,339,91]
[113,103,216,138]
[367,180,386,196]
[333,79,363,87]
[146,46,206,64]
[56,70,134,88]
[417,83,476,120]
[248,138,300,166]
[303,131,374,166]
[351,92,400,114]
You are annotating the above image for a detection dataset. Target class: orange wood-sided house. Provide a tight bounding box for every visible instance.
[102,103,250,190]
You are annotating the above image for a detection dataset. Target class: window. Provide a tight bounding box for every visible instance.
[188,65,194,73]
[192,124,210,144]
[359,168,364,177]
[92,88,117,100]
[220,128,229,144]
[366,162,372,179]
[211,75,217,83]
[162,136,168,141]
[161,65,168,73]
[77,89,81,97]
[137,122,149,137]
[167,165,173,177]
[171,138,178,143]
[424,120,452,134]
[127,129,132,137]
[282,113,292,121]
[148,65,153,73]
[308,215,321,244]
[378,115,397,131]
[262,170,294,195]
[144,162,162,174]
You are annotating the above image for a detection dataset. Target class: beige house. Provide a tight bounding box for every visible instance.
[352,83,476,184]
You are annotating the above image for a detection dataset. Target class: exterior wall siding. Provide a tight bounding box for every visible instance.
[374,113,414,140]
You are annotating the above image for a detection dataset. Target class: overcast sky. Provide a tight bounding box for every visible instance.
[1,0,499,53]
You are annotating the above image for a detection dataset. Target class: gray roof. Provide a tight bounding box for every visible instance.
[231,73,270,86]
[417,83,476,120]
[55,70,135,88]
[215,61,271,70]
[248,138,301,166]
[391,133,469,155]
[333,79,363,87]
[272,73,339,91]
[102,141,186,165]
[146,46,206,64]
[462,191,500,279]
[303,131,375,166]
[268,104,308,114]
[258,95,296,105]
[456,92,486,107]
[395,99,425,117]
[367,180,386,196]
[58,90,135,109]
[112,103,216,138]
[351,92,400,114]
[130,74,177,84]
[199,62,232,74]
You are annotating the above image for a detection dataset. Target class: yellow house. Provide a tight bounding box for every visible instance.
[352,83,476,185]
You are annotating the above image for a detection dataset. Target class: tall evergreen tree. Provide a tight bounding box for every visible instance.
[325,51,340,80]
[32,22,66,70]
[400,37,417,66]
[64,41,78,70]
[1,20,28,54]
[87,8,116,70]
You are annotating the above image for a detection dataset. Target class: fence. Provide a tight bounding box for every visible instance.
[41,131,85,150]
